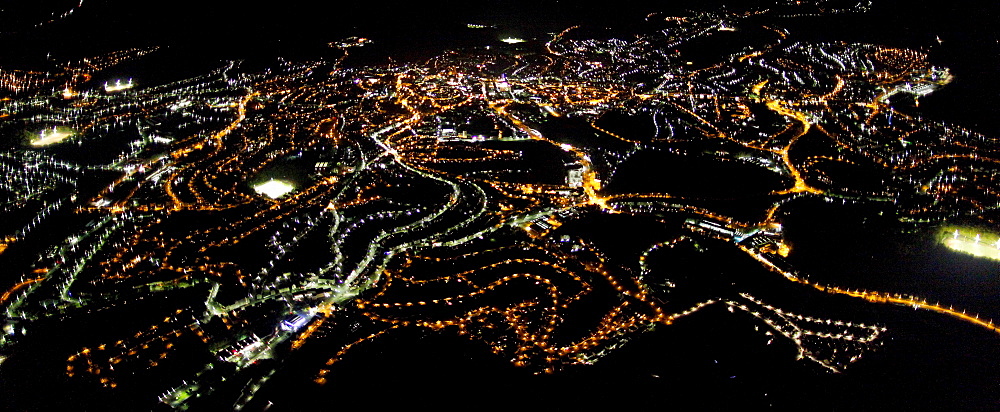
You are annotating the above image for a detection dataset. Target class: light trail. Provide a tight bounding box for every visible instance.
[763,99,824,195]
[1,277,45,304]
[740,245,1000,336]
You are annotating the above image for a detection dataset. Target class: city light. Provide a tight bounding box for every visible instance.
[0,4,996,410]
[941,227,1000,261]
[253,179,295,199]
[103,78,134,92]
[30,126,73,147]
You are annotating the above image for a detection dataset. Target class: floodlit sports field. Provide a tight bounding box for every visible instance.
[29,126,73,147]
[253,179,295,199]
[941,226,1000,261]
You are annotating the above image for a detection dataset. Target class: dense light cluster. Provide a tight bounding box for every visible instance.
[0,6,996,409]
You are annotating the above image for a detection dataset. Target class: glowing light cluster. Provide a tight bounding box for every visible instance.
[942,227,1000,261]
[252,179,295,199]
[30,126,73,147]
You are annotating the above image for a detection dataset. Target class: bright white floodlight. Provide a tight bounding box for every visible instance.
[31,126,73,147]
[253,179,295,199]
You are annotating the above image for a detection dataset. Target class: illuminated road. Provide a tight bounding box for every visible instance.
[0,6,996,410]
